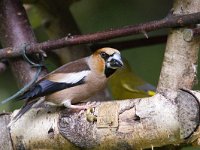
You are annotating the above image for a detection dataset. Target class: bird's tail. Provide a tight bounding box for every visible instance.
[9,98,45,127]
[8,100,36,127]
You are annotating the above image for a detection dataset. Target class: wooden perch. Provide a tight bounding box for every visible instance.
[5,90,199,149]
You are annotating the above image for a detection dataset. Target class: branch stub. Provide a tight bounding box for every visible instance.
[177,89,200,139]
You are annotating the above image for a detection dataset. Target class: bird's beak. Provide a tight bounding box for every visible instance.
[107,53,123,69]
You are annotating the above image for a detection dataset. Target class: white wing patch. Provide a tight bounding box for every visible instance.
[55,70,90,84]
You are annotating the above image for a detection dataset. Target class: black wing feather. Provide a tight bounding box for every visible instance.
[12,100,37,122]
[19,78,85,100]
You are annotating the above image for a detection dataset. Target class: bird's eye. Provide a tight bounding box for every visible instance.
[100,52,108,59]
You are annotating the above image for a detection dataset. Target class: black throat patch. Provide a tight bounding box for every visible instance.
[105,67,116,78]
[100,52,116,78]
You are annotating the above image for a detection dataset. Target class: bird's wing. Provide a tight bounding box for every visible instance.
[18,57,91,100]
[43,57,90,76]
[19,71,90,100]
[136,83,156,92]
[136,83,156,96]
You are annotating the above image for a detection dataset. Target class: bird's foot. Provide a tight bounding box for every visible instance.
[63,100,99,116]
[84,101,99,109]
[63,100,99,122]
[77,101,99,116]
[64,101,97,110]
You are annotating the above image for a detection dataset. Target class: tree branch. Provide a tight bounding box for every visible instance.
[90,35,167,51]
[7,90,200,149]
[183,27,200,42]
[0,0,47,86]
[157,0,200,95]
[156,1,200,149]
[0,12,200,59]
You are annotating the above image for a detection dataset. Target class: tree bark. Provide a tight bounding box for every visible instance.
[0,114,13,150]
[157,0,200,94]
[8,90,200,149]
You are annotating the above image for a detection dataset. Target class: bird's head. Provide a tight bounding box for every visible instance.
[91,47,123,77]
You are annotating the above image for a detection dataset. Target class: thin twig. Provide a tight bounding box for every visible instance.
[183,27,200,42]
[0,12,200,59]
[90,35,167,51]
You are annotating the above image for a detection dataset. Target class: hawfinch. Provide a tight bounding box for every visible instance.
[13,47,123,121]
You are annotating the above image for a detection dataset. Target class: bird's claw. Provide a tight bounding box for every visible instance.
[77,101,99,119]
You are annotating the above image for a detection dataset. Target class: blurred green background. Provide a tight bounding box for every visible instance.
[0,1,200,149]
[0,0,171,111]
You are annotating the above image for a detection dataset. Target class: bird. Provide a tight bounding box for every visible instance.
[11,47,123,123]
[109,59,156,99]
